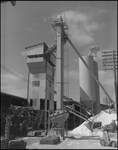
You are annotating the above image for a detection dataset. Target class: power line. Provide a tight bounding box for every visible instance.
[1,64,30,84]
[1,64,46,90]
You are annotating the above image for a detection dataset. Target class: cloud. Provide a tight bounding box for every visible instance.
[1,73,25,87]
[26,22,40,31]
[21,50,27,57]
[1,86,27,98]
[99,70,114,87]
[51,10,104,46]
[1,73,21,82]
[73,58,78,63]
[1,73,27,98]
[43,18,47,22]
[64,69,79,79]
[69,70,79,79]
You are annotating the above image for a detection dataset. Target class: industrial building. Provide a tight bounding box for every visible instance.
[1,17,114,142]
[26,42,56,111]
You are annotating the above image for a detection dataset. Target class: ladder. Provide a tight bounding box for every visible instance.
[35,104,45,130]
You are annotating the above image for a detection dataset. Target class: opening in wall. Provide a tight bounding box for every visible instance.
[32,81,40,87]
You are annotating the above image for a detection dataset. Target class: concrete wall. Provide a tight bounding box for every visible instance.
[29,73,46,110]
[28,62,55,110]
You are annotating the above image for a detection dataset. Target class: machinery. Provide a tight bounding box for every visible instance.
[100,131,117,148]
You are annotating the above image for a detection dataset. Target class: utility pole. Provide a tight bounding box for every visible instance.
[91,96,93,116]
[27,69,30,106]
[102,50,117,111]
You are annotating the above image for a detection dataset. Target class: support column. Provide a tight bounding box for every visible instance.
[27,70,30,106]
[113,50,117,111]
[53,17,65,140]
[56,26,64,110]
[45,66,48,131]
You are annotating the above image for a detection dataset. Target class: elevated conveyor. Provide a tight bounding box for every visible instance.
[65,105,93,122]
[63,95,91,117]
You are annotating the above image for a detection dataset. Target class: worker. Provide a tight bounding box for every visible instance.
[109,119,117,132]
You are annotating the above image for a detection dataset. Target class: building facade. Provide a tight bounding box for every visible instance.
[26,42,56,111]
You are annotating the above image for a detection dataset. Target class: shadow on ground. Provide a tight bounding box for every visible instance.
[66,136,100,140]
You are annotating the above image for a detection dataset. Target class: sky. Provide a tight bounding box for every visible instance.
[1,1,117,105]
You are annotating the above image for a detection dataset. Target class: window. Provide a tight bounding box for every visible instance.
[27,54,43,59]
[32,81,40,87]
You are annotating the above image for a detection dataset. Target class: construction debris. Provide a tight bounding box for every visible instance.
[69,109,117,138]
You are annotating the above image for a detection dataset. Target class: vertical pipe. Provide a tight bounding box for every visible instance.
[56,26,63,110]
[91,96,93,116]
[45,63,47,131]
[62,29,65,140]
[112,50,117,111]
[27,69,30,106]
[55,19,65,140]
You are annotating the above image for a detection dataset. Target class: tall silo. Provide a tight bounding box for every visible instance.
[79,56,100,115]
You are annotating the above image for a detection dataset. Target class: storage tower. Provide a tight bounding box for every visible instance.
[79,56,101,115]
[26,42,56,111]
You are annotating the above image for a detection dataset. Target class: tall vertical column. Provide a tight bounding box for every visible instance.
[53,18,65,140]
[27,70,30,106]
[93,58,101,114]
[45,70,47,130]
[56,23,64,110]
[113,50,117,111]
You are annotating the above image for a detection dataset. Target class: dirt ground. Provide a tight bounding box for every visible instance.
[17,136,117,149]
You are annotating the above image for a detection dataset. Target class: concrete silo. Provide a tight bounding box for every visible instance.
[79,56,100,115]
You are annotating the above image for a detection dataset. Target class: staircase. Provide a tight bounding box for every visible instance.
[34,104,45,130]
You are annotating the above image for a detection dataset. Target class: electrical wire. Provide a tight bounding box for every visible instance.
[12,59,26,74]
[1,64,47,90]
[1,64,31,84]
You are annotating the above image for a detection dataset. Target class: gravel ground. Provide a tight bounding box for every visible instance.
[25,136,117,149]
